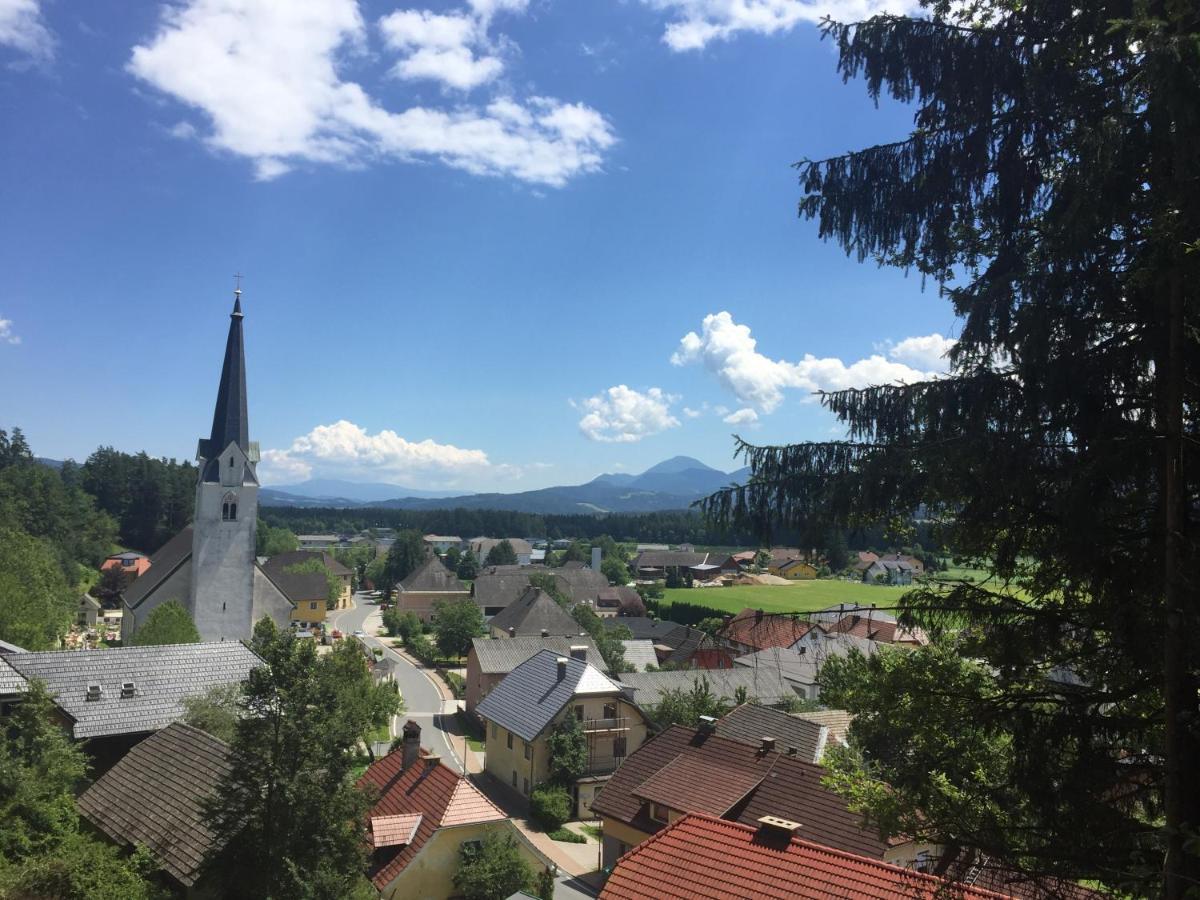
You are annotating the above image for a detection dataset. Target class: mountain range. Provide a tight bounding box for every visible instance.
[259,456,750,515]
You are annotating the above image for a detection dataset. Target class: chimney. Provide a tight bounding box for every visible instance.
[591,547,602,571]
[570,645,588,661]
[508,626,516,637]
[556,656,568,681]
[757,815,802,836]
[541,628,549,637]
[120,681,135,699]
[760,736,776,752]
[402,720,421,771]
[697,714,717,733]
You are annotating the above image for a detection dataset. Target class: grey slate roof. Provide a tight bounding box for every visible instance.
[617,666,795,710]
[260,567,328,604]
[470,636,604,674]
[633,550,711,569]
[5,642,262,739]
[399,555,467,593]
[553,566,609,602]
[263,549,352,577]
[123,526,194,609]
[602,616,688,643]
[487,588,582,637]
[0,657,27,697]
[76,723,231,886]
[713,703,826,764]
[620,639,659,673]
[476,649,623,742]
[734,635,876,688]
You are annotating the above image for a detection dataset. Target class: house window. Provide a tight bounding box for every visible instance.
[490,722,497,739]
[574,705,584,721]
[524,741,532,761]
[507,732,513,750]
[603,702,617,720]
[649,802,670,824]
[613,736,627,758]
[222,492,238,521]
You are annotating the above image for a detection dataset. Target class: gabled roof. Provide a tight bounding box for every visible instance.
[590,725,886,859]
[5,642,262,739]
[596,587,645,616]
[358,748,505,890]
[263,549,352,577]
[398,555,467,593]
[791,709,854,746]
[472,569,537,609]
[487,588,581,638]
[598,813,1005,900]
[714,703,826,764]
[259,567,328,604]
[633,550,710,569]
[733,636,875,688]
[476,649,622,742]
[602,616,688,644]
[76,723,230,887]
[620,639,658,672]
[617,666,794,710]
[470,636,603,674]
[79,592,102,611]
[122,526,194,609]
[553,565,609,601]
[719,608,810,651]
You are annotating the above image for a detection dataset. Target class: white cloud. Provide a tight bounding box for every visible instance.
[259,419,505,485]
[129,0,615,187]
[0,0,53,61]
[0,317,19,345]
[673,311,946,412]
[722,407,758,425]
[682,406,703,418]
[576,386,681,443]
[379,9,503,91]
[642,0,920,51]
[888,332,956,370]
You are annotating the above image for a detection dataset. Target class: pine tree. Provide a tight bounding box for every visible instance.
[701,3,1200,895]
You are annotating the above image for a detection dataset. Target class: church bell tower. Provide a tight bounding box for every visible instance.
[190,290,261,641]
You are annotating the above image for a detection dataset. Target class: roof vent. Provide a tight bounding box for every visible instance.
[569,645,588,661]
[120,681,135,699]
[85,682,102,701]
[757,815,802,835]
[556,656,568,681]
[508,626,516,637]
[697,715,717,733]
[760,736,776,752]
[541,628,550,637]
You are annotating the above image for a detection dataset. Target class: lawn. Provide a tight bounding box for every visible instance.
[660,580,913,616]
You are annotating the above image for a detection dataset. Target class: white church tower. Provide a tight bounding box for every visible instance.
[190,291,261,641]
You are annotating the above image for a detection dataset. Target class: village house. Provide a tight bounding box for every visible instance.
[297,533,339,550]
[712,703,831,764]
[487,587,582,639]
[76,722,230,893]
[630,550,713,582]
[77,592,101,628]
[589,722,887,870]
[465,635,604,717]
[359,722,550,900]
[262,549,354,607]
[615,666,796,713]
[767,558,819,580]
[395,555,470,622]
[881,552,926,574]
[422,534,462,554]
[469,537,534,566]
[476,648,650,818]
[733,632,878,701]
[258,566,330,631]
[809,605,929,646]
[717,608,810,655]
[594,586,646,618]
[852,549,881,572]
[602,617,729,669]
[863,557,916,585]
[619,639,658,673]
[101,551,151,579]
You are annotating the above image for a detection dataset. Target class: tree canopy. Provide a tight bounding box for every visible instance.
[431,598,484,659]
[380,529,426,593]
[483,540,517,567]
[0,527,76,650]
[700,3,1200,894]
[129,600,200,646]
[452,832,532,900]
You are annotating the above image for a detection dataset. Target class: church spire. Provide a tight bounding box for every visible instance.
[205,290,249,460]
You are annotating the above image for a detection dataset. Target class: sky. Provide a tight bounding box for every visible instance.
[0,0,959,492]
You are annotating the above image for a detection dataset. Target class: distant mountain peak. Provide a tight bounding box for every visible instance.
[638,455,721,476]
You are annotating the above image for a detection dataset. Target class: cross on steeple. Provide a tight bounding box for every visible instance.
[233,272,243,297]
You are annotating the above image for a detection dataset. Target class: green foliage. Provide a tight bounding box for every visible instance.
[455,549,479,581]
[534,865,555,900]
[547,828,585,843]
[530,785,573,831]
[483,539,518,567]
[334,544,375,590]
[129,600,200,646]
[649,677,730,729]
[544,715,588,787]
[437,669,466,699]
[80,445,195,555]
[0,527,76,650]
[443,545,462,572]
[256,521,299,557]
[181,682,242,743]
[382,608,421,643]
[0,833,166,900]
[600,556,629,586]
[406,633,438,667]
[282,558,342,609]
[528,572,569,607]
[201,620,401,899]
[571,604,630,673]
[559,542,586,565]
[453,832,532,900]
[381,529,426,592]
[431,598,484,659]
[825,530,850,572]
[635,580,664,601]
[776,693,823,715]
[91,565,129,609]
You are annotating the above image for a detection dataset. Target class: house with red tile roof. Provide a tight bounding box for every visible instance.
[358,722,551,899]
[717,607,810,654]
[101,551,151,578]
[598,813,1009,900]
[589,722,887,870]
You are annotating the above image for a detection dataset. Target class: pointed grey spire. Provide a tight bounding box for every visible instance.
[203,296,249,465]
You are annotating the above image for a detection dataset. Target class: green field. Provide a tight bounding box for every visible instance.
[660,580,912,616]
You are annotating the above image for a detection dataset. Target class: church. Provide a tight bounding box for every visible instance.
[121,294,294,642]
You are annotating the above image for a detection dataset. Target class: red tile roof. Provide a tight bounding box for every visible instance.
[357,749,505,890]
[599,814,1009,900]
[591,725,887,859]
[719,608,810,651]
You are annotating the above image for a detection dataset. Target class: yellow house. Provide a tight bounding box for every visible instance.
[259,568,329,629]
[477,647,650,819]
[768,558,818,580]
[359,723,554,899]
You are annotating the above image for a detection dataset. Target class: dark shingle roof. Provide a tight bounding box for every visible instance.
[6,642,261,739]
[590,725,886,859]
[487,588,582,638]
[472,569,536,609]
[263,549,352,577]
[122,526,194,609]
[616,667,794,709]
[260,568,328,604]
[633,551,710,570]
[76,723,230,887]
[0,657,27,697]
[399,556,467,593]
[602,617,688,643]
[554,566,609,601]
[476,649,622,742]
[714,704,826,763]
[470,636,604,674]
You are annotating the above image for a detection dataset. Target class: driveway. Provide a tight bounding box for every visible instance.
[331,594,464,774]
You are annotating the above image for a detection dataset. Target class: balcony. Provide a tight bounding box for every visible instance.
[582,717,628,732]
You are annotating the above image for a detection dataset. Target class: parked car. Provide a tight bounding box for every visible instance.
[331,629,343,640]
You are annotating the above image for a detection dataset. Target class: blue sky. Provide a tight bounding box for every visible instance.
[0,0,957,491]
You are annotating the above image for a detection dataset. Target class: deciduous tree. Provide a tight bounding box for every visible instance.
[452,832,532,900]
[129,600,200,646]
[483,540,517,567]
[431,598,484,659]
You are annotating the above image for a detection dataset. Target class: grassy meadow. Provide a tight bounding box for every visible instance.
[660,579,912,616]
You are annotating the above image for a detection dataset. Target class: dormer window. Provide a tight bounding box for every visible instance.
[222,492,238,521]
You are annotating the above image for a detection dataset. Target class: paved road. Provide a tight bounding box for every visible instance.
[331,593,464,774]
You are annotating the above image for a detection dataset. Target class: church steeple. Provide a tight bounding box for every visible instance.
[207,294,249,455]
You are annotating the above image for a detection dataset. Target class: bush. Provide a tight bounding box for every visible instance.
[530,785,572,831]
[438,669,466,699]
[547,828,586,843]
[407,634,438,666]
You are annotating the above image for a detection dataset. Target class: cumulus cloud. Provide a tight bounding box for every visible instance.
[722,407,758,425]
[643,0,920,51]
[379,6,511,91]
[887,332,957,370]
[576,386,681,443]
[0,317,19,345]
[259,419,507,485]
[0,0,54,61]
[672,311,947,412]
[128,0,615,186]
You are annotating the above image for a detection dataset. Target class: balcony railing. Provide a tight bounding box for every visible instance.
[582,717,628,732]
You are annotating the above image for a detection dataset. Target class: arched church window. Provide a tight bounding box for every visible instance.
[222,493,238,521]
[229,456,234,468]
